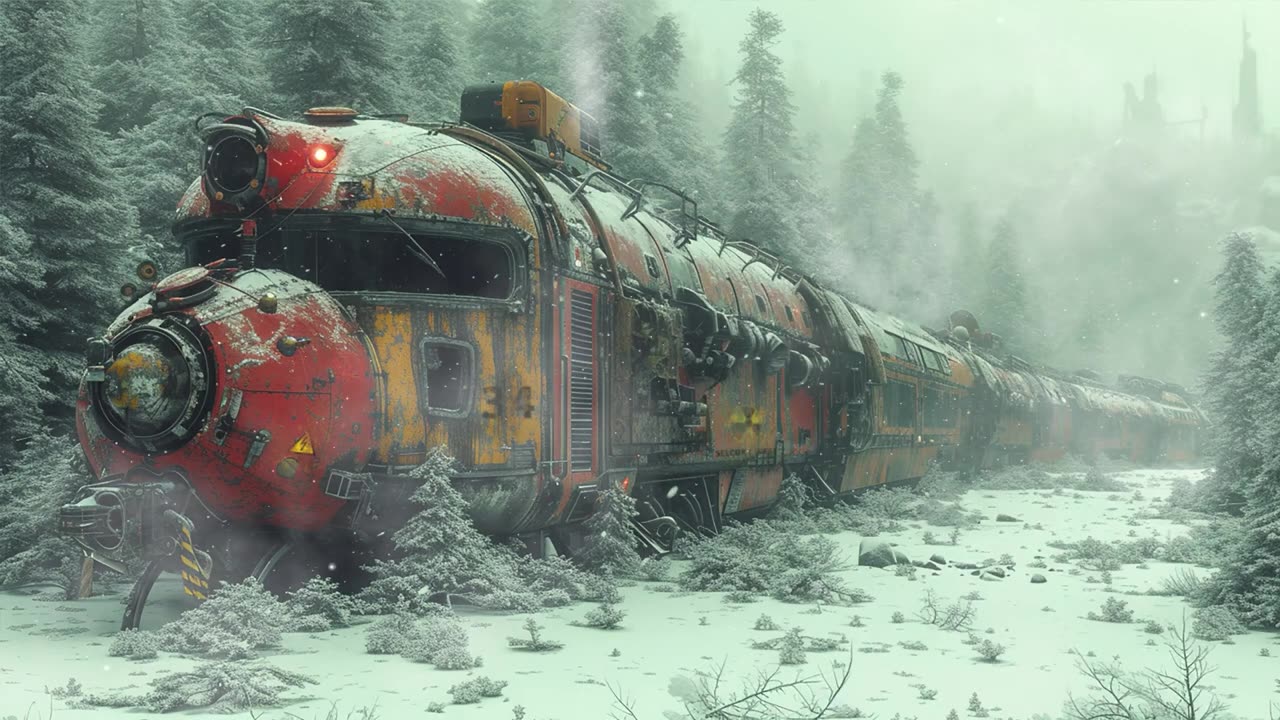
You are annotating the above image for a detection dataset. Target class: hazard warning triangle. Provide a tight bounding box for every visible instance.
[290,433,314,455]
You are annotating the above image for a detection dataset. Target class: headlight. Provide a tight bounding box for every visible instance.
[92,318,214,453]
[200,120,267,206]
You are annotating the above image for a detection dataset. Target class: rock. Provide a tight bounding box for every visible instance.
[858,540,911,568]
[985,567,1006,579]
[970,570,981,576]
[1030,574,1047,584]
[954,562,979,570]
[980,571,1003,581]
[996,513,1020,522]
[929,554,947,565]
[919,561,942,572]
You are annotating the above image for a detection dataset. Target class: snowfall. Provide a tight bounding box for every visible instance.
[2,468,1276,720]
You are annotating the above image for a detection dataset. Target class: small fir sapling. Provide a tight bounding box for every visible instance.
[891,611,905,624]
[778,627,806,665]
[576,485,642,578]
[754,614,779,631]
[154,577,290,659]
[286,576,356,630]
[507,618,563,652]
[968,693,984,713]
[577,602,626,629]
[975,638,1006,662]
[1087,597,1134,623]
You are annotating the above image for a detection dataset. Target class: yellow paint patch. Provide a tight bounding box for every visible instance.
[290,433,315,455]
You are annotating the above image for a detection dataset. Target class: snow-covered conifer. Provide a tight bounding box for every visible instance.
[576,486,641,578]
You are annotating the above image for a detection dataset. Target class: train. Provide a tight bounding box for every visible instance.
[58,81,1203,628]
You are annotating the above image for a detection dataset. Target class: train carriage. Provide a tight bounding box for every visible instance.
[60,82,1203,627]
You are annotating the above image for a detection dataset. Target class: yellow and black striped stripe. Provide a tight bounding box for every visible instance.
[178,525,209,601]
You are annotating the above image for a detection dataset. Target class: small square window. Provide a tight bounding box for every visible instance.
[644,254,660,279]
[420,338,474,417]
[755,295,767,314]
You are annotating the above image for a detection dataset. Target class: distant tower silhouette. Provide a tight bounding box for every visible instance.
[1233,20,1261,140]
[1122,70,1164,135]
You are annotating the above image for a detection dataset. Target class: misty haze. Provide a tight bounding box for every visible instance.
[1,0,1278,719]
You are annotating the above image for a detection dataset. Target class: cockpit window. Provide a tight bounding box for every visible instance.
[186,223,518,299]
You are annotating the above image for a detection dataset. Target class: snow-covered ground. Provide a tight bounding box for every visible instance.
[3,468,1276,720]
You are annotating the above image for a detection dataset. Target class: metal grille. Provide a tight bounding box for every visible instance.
[569,288,595,471]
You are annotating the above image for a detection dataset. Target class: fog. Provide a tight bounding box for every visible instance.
[670,0,1280,386]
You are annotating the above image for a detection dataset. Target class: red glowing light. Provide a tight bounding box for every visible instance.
[308,144,333,167]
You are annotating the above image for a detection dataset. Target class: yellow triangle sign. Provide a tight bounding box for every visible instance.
[290,433,314,455]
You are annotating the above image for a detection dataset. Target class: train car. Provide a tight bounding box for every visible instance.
[59,82,1203,627]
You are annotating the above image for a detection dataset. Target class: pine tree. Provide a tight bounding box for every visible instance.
[368,449,511,607]
[89,0,179,132]
[979,214,1035,354]
[470,0,559,86]
[576,487,640,577]
[561,0,649,177]
[265,0,399,113]
[722,8,798,250]
[630,13,717,208]
[0,0,137,454]
[1201,232,1265,507]
[839,71,930,299]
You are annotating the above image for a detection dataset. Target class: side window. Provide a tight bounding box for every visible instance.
[885,380,916,427]
[892,335,916,364]
[420,338,475,417]
[755,295,768,315]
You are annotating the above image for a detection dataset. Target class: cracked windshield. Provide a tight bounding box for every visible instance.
[2,0,1279,718]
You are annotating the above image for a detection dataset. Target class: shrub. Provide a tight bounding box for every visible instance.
[287,576,356,630]
[154,577,289,659]
[754,614,779,631]
[968,693,984,713]
[1143,619,1165,634]
[916,499,978,527]
[636,557,671,582]
[857,487,916,520]
[1087,597,1134,623]
[108,629,158,660]
[677,521,860,604]
[447,676,507,704]
[1191,606,1245,641]
[1160,519,1244,568]
[891,611,905,624]
[778,627,806,665]
[898,640,927,651]
[428,645,481,670]
[976,639,1005,662]
[85,661,313,712]
[577,602,626,630]
[915,685,938,700]
[577,487,642,577]
[922,531,938,545]
[1079,467,1127,492]
[507,618,562,652]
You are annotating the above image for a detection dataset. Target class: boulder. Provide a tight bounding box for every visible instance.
[929,554,947,565]
[980,571,1003,581]
[858,540,911,568]
[954,562,979,570]
[1030,574,1048,584]
[985,567,1006,579]
[996,513,1020,522]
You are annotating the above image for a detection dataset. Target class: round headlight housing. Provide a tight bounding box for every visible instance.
[201,121,267,206]
[93,317,214,453]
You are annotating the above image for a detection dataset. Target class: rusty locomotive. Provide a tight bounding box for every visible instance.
[59,82,1203,627]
